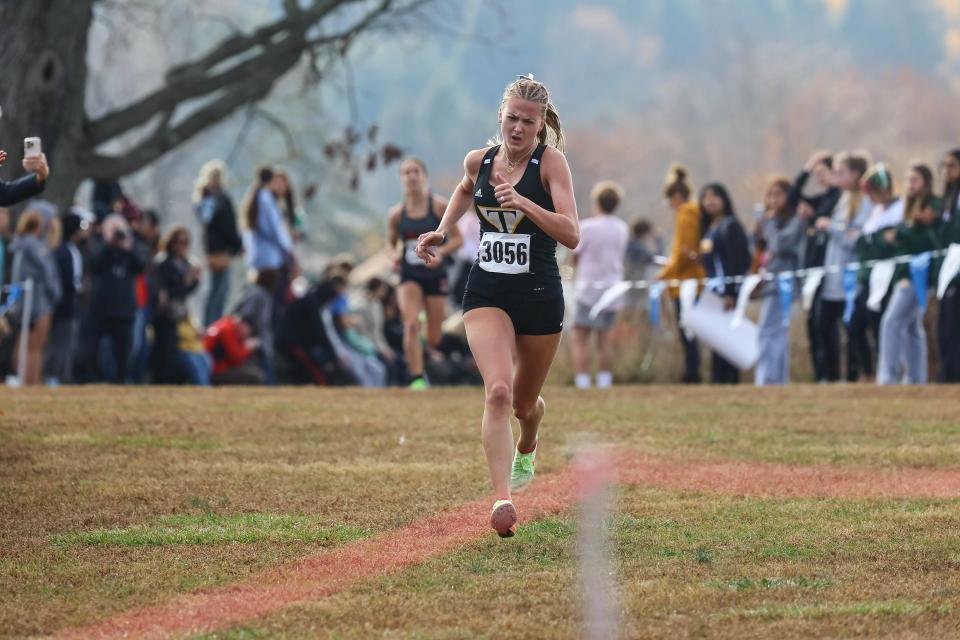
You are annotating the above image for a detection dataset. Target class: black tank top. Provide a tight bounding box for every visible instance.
[468,144,560,295]
[397,194,443,280]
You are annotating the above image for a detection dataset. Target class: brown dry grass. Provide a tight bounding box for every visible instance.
[220,491,960,640]
[1,385,959,638]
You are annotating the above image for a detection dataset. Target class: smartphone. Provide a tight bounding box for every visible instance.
[24,137,41,158]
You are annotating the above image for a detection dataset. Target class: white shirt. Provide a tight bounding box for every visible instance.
[574,214,629,308]
[457,213,481,262]
[862,198,904,235]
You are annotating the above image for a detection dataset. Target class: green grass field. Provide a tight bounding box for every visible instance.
[2,385,960,639]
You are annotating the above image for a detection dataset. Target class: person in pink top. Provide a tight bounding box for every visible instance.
[570,181,629,388]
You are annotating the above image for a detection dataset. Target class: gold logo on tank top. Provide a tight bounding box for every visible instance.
[476,205,526,233]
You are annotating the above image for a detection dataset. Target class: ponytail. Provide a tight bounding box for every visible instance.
[241,165,274,231]
[540,100,565,152]
[663,163,692,200]
[497,74,565,152]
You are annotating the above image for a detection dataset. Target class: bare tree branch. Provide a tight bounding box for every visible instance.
[226,106,258,167]
[251,106,300,158]
[83,76,274,178]
[86,0,389,146]
[82,0,403,177]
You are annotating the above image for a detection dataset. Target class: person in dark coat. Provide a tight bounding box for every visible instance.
[194,160,243,327]
[91,179,123,221]
[276,275,355,386]
[0,149,49,207]
[150,226,201,383]
[86,214,146,383]
[46,207,93,383]
[791,151,841,381]
[938,148,960,382]
[698,183,752,384]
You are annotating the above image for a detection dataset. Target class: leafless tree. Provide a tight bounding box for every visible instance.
[0,0,430,206]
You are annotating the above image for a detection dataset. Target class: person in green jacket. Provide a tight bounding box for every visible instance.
[852,163,903,382]
[876,163,941,384]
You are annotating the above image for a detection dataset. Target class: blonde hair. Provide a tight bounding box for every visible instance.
[15,209,61,248]
[494,74,564,152]
[46,217,61,249]
[591,181,624,214]
[194,159,227,203]
[15,211,41,237]
[663,163,692,200]
[835,151,871,221]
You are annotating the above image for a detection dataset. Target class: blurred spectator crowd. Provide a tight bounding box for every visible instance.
[0,160,480,387]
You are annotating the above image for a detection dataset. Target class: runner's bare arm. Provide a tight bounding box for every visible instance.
[492,146,579,249]
[386,204,402,253]
[416,149,486,265]
[433,195,464,258]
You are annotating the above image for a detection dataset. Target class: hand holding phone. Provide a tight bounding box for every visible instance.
[22,151,49,183]
[24,137,41,159]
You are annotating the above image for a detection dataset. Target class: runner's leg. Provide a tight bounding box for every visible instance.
[513,332,562,454]
[464,307,517,501]
[398,282,425,379]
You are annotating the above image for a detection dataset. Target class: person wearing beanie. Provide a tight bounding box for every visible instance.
[45,207,93,384]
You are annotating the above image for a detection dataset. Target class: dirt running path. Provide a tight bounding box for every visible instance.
[55,453,960,639]
[616,452,960,499]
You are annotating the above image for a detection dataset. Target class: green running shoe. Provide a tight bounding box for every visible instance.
[490,499,517,538]
[510,441,537,494]
[408,377,429,390]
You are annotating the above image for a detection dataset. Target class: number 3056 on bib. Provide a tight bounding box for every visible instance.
[478,232,531,275]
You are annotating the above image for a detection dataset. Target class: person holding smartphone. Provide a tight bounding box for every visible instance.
[0,137,51,206]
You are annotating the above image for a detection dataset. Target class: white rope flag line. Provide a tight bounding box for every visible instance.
[585,243,960,320]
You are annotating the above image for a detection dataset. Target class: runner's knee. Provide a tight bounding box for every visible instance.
[403,318,421,337]
[485,380,512,412]
[513,397,538,421]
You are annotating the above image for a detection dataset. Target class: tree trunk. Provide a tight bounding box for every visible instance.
[0,0,413,211]
[0,0,94,209]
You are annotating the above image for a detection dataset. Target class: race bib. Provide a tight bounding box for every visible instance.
[478,232,531,274]
[404,239,426,266]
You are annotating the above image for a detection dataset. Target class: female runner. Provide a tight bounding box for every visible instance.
[416,75,579,537]
[387,158,462,389]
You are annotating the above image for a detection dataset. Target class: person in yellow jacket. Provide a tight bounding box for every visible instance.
[657,164,706,383]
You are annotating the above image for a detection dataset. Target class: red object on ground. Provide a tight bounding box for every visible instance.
[55,452,960,640]
[204,316,252,377]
